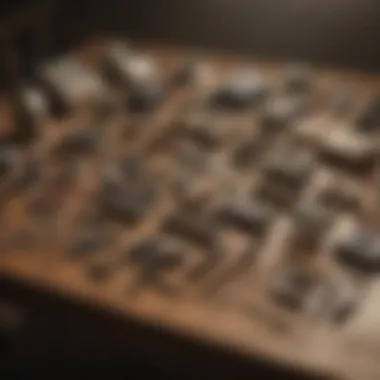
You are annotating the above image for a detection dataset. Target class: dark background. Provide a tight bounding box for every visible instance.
[0,278,326,379]
[125,0,380,71]
[2,0,380,71]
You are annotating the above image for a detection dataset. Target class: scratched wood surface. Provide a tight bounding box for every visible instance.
[1,40,380,380]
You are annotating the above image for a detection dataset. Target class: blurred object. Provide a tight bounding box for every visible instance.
[1,2,380,380]
[0,299,25,353]
[0,300,25,334]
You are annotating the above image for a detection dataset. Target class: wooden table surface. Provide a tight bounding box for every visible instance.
[1,41,380,380]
